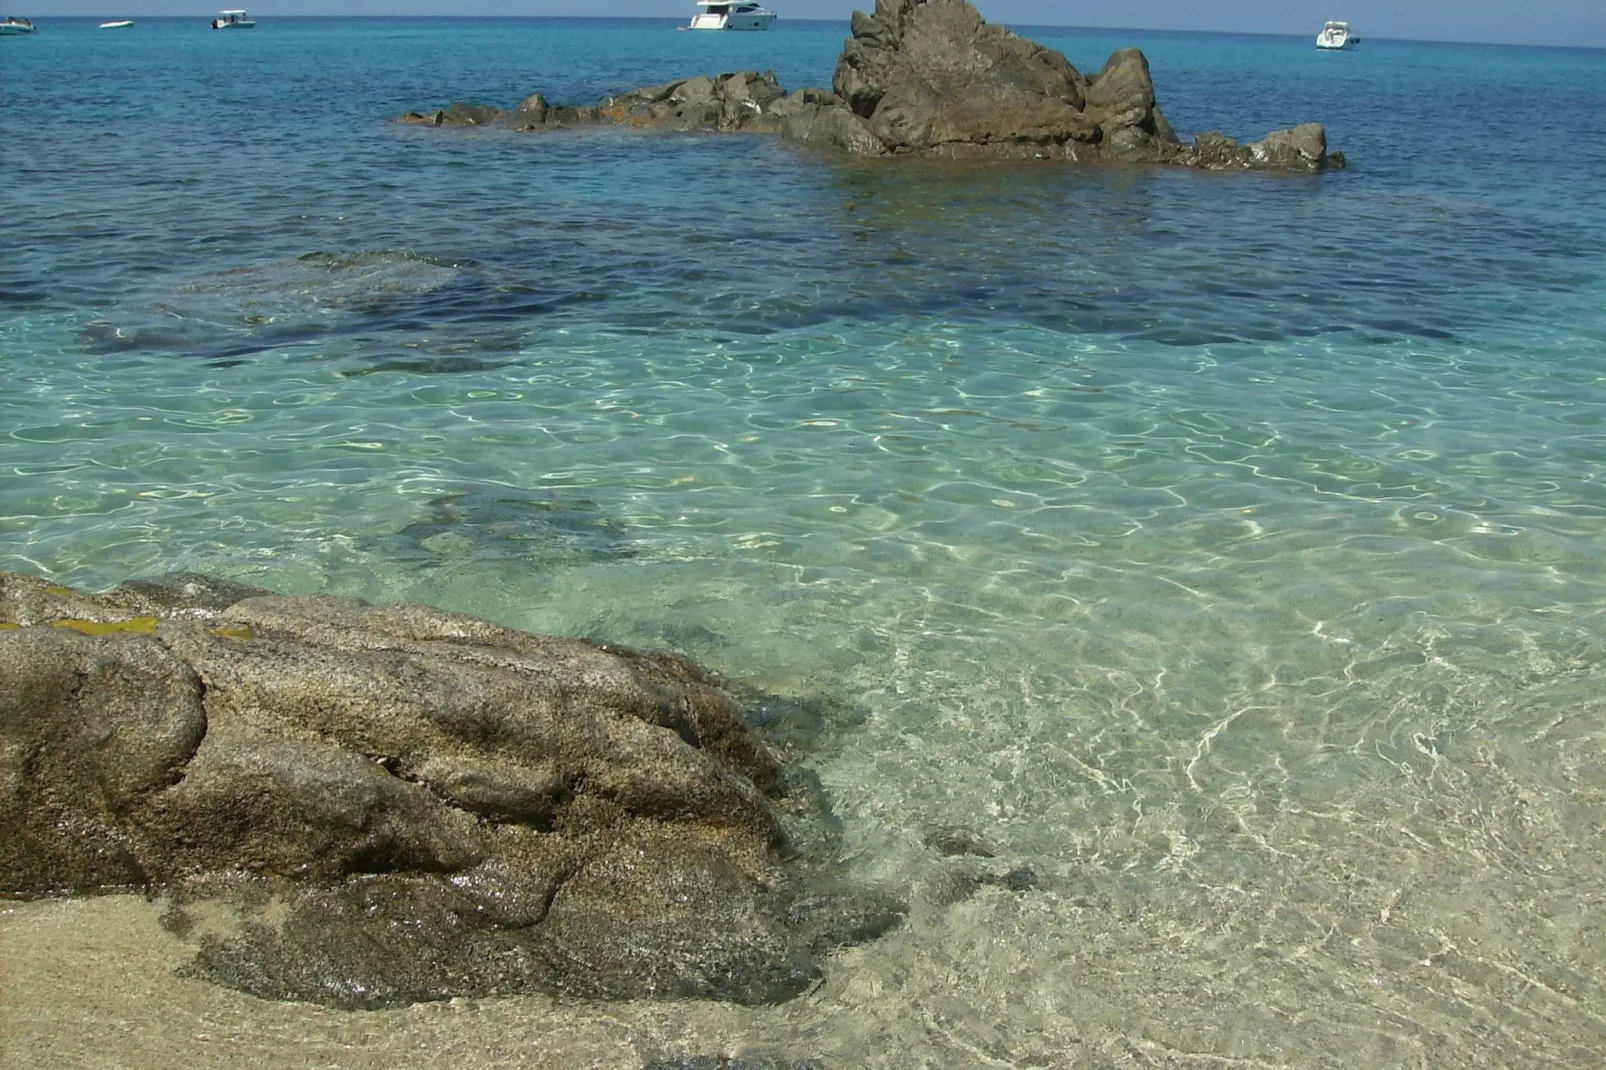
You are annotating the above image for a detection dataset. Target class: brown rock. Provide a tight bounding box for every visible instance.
[393,0,1342,172]
[0,571,900,1009]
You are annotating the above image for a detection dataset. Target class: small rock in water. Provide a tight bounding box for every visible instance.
[923,824,996,858]
[376,486,637,567]
[78,250,472,359]
[735,688,870,755]
[987,864,1041,893]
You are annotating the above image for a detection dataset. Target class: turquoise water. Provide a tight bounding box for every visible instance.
[4,16,1606,1068]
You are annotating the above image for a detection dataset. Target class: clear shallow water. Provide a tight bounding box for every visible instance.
[4,16,1606,1068]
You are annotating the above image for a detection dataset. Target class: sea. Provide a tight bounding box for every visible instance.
[3,14,1606,1068]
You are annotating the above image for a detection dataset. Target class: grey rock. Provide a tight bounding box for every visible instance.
[509,92,549,128]
[398,102,505,127]
[1179,122,1343,173]
[1082,48,1181,161]
[836,0,1099,155]
[0,571,901,1009]
[673,74,717,106]
[1082,48,1155,125]
[1249,122,1332,171]
[772,92,888,156]
[1184,130,1248,169]
[442,102,503,126]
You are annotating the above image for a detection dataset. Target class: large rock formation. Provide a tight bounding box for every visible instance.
[401,0,1342,172]
[819,1,1168,160]
[0,570,899,1009]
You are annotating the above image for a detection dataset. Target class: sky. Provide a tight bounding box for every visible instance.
[30,1,1606,49]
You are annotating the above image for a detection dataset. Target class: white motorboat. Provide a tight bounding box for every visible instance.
[0,16,37,35]
[211,9,255,30]
[685,1,776,31]
[1316,21,1356,49]
[100,19,135,29]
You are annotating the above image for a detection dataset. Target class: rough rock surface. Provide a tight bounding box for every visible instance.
[0,569,900,1009]
[1178,122,1341,172]
[400,0,1342,172]
[400,71,790,135]
[643,1057,822,1070]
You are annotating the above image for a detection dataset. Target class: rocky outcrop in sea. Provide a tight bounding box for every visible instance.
[0,569,900,1009]
[401,0,1343,172]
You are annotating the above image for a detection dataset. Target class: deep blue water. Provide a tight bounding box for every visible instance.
[3,16,1606,1068]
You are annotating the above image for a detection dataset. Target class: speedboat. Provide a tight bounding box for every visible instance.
[685,1,776,31]
[1316,21,1356,49]
[0,16,37,35]
[211,9,255,29]
[100,19,134,29]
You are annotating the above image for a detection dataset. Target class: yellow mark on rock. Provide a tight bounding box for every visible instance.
[50,617,160,636]
[211,624,256,641]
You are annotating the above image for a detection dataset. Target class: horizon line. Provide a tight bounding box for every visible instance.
[21,13,1606,52]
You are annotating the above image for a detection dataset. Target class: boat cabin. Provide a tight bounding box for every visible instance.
[212,9,255,29]
[687,0,777,31]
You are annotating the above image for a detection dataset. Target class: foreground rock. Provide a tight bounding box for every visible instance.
[401,0,1342,172]
[0,570,899,1009]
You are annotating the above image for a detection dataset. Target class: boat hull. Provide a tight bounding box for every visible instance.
[0,23,37,35]
[100,20,134,29]
[687,13,776,30]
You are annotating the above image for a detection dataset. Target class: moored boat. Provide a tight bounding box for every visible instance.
[100,19,134,29]
[211,9,255,30]
[1316,21,1357,49]
[685,0,776,31]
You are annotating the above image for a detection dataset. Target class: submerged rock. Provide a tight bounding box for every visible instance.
[401,0,1342,172]
[923,824,996,858]
[0,569,900,1009]
[371,486,637,567]
[77,250,473,359]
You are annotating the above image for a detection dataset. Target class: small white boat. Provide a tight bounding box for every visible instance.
[211,9,255,30]
[685,0,776,31]
[0,16,37,35]
[1316,21,1357,50]
[100,19,134,29]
